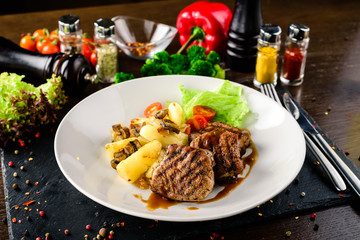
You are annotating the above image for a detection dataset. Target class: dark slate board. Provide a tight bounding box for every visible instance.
[1,87,359,240]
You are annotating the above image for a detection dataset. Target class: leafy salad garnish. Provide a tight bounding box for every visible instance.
[179,80,250,127]
[0,72,67,147]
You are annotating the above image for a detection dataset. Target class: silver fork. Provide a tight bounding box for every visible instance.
[260,83,347,192]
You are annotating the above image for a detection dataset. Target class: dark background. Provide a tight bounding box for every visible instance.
[0,0,163,15]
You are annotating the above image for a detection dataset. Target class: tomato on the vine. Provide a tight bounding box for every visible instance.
[186,115,208,132]
[144,102,162,118]
[193,105,216,121]
[82,33,95,62]
[33,28,49,42]
[49,29,60,47]
[41,42,60,54]
[20,35,36,51]
[36,37,51,52]
[90,52,97,66]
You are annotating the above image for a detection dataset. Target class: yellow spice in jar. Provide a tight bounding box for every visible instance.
[255,46,278,84]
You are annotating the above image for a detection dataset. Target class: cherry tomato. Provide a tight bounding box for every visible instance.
[82,34,95,62]
[49,29,59,39]
[186,115,208,132]
[20,35,36,51]
[36,37,51,52]
[33,28,49,42]
[193,105,216,121]
[90,52,97,66]
[144,102,162,118]
[49,29,60,47]
[184,126,191,135]
[41,42,60,54]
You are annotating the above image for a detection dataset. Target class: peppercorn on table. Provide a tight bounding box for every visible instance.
[1,0,360,239]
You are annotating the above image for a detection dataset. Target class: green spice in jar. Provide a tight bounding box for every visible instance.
[94,18,118,83]
[96,43,118,82]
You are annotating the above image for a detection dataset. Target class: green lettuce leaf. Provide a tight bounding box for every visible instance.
[179,80,249,127]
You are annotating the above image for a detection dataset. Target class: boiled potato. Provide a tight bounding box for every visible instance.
[116,140,162,183]
[139,124,188,147]
[145,149,166,178]
[168,102,183,127]
[105,137,148,160]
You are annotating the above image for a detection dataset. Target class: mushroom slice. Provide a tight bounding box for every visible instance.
[111,123,130,142]
[154,109,168,119]
[160,119,180,134]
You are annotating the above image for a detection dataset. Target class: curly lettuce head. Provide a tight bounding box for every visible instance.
[0,73,67,146]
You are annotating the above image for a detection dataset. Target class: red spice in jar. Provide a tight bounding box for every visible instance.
[281,48,304,81]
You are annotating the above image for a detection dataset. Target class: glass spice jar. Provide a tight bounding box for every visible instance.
[253,24,282,87]
[94,18,118,83]
[58,14,83,54]
[280,23,310,86]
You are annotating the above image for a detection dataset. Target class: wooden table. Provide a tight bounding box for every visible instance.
[1,0,360,239]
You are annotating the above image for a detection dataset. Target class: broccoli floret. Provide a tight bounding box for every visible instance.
[206,51,221,65]
[169,54,189,74]
[188,60,215,77]
[212,64,226,79]
[114,72,135,84]
[152,50,171,64]
[141,61,172,77]
[186,45,206,64]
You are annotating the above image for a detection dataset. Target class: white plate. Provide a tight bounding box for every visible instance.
[54,75,305,222]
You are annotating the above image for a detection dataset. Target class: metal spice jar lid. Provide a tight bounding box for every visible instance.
[288,23,310,41]
[58,14,81,34]
[259,24,282,43]
[94,18,116,39]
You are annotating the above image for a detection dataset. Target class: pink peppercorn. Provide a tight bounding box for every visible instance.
[108,235,114,239]
[20,141,25,147]
[86,224,91,230]
[39,211,45,217]
[36,238,41,240]
[8,161,14,167]
[35,132,40,138]
[310,213,316,220]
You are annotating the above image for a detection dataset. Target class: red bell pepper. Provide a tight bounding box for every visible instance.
[176,1,232,55]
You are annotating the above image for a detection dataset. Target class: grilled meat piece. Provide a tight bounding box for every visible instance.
[150,144,215,201]
[190,122,251,179]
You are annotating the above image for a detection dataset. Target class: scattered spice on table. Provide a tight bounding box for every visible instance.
[12,183,18,190]
[99,227,107,237]
[313,224,319,231]
[39,210,45,217]
[8,161,14,167]
[310,213,316,220]
[300,192,306,197]
[64,229,70,235]
[285,231,292,237]
[23,200,35,206]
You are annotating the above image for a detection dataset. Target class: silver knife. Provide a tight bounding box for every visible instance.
[283,93,347,192]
